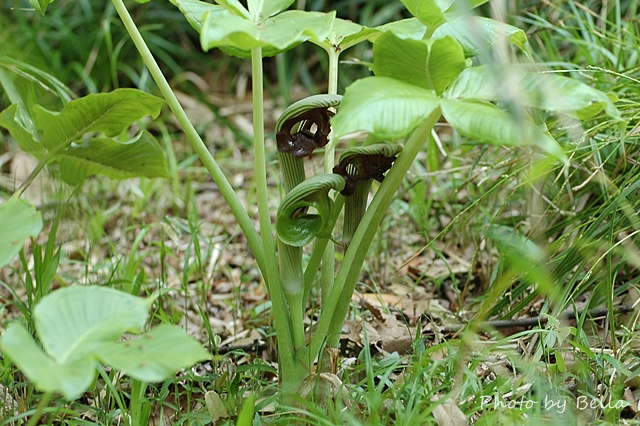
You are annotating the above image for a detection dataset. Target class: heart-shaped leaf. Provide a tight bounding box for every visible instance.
[58,131,169,185]
[441,98,567,162]
[0,286,208,400]
[98,324,210,383]
[0,286,149,400]
[0,197,43,269]
[1,324,96,400]
[34,286,150,363]
[33,89,164,151]
[373,32,466,95]
[331,76,441,141]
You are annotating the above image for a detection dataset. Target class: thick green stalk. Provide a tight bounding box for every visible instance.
[250,47,301,395]
[343,179,372,248]
[129,379,148,426]
[250,46,273,263]
[307,109,441,358]
[277,240,306,350]
[278,152,305,194]
[276,152,306,350]
[320,48,341,307]
[111,0,265,272]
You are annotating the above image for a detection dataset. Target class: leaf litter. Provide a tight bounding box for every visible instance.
[2,86,639,423]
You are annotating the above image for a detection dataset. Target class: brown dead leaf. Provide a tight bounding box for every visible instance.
[355,291,405,309]
[622,387,638,415]
[205,391,229,424]
[355,310,413,355]
[431,396,466,426]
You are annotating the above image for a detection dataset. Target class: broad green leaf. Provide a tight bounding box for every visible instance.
[276,174,345,247]
[169,0,226,33]
[58,131,169,186]
[442,0,489,16]
[374,18,427,41]
[433,16,529,58]
[400,0,495,30]
[324,18,380,52]
[428,37,467,95]
[444,66,621,120]
[373,34,430,89]
[34,286,149,363]
[248,0,294,21]
[0,57,74,105]
[401,0,446,27]
[441,99,567,162]
[331,77,441,141]
[373,33,465,95]
[33,89,164,151]
[202,10,335,58]
[1,286,205,400]
[0,104,42,155]
[98,324,209,382]
[215,0,251,19]
[0,323,96,400]
[29,0,54,15]
[0,197,43,269]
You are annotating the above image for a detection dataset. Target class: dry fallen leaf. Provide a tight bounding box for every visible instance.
[431,395,466,426]
[205,390,229,424]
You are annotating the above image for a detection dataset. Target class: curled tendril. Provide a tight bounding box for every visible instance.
[275,94,343,158]
[276,174,346,247]
[332,143,403,196]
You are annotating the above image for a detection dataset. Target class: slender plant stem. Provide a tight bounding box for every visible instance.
[277,240,306,350]
[26,392,53,426]
[320,48,341,307]
[307,109,441,358]
[111,0,264,272]
[327,49,340,97]
[276,152,306,348]
[15,150,58,197]
[250,47,272,271]
[249,47,300,393]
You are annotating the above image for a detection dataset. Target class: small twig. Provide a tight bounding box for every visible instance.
[214,340,268,355]
[437,305,632,334]
[213,306,633,354]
